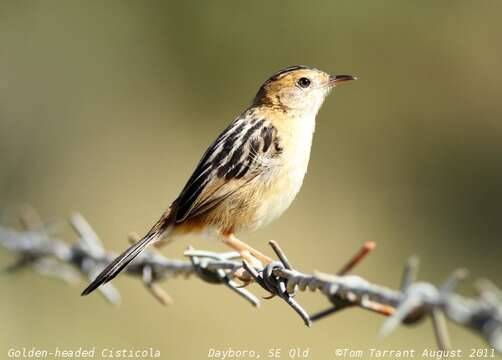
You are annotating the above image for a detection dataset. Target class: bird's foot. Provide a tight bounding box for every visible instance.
[239,250,264,270]
[221,233,273,266]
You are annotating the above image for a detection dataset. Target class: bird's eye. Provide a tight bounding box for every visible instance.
[297,77,311,88]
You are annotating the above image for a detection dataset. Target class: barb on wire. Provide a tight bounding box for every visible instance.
[1,209,501,353]
[242,241,311,327]
[186,245,260,307]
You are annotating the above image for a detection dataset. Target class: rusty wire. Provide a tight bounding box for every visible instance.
[1,208,501,353]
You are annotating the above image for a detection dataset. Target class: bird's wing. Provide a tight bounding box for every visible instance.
[173,115,282,223]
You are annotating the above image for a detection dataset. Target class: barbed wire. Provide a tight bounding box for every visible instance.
[1,208,501,353]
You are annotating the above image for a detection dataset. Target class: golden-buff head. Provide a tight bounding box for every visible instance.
[253,65,356,116]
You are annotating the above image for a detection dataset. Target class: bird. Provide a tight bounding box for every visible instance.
[81,65,356,296]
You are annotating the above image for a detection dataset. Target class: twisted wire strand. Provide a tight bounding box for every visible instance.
[1,211,501,352]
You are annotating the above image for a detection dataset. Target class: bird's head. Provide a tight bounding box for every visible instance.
[253,65,356,116]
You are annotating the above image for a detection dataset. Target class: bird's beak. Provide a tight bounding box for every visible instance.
[329,74,357,87]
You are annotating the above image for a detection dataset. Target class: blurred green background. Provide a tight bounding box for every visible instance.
[1,1,502,359]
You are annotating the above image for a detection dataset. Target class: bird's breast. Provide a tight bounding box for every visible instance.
[251,114,316,229]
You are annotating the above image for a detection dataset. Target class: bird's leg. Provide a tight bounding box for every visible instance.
[222,233,273,268]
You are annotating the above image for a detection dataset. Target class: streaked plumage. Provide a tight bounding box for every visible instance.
[82,65,356,296]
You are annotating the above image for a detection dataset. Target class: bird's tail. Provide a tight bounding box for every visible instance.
[81,211,172,296]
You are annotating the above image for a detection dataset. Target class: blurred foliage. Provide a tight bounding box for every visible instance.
[1,1,501,359]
